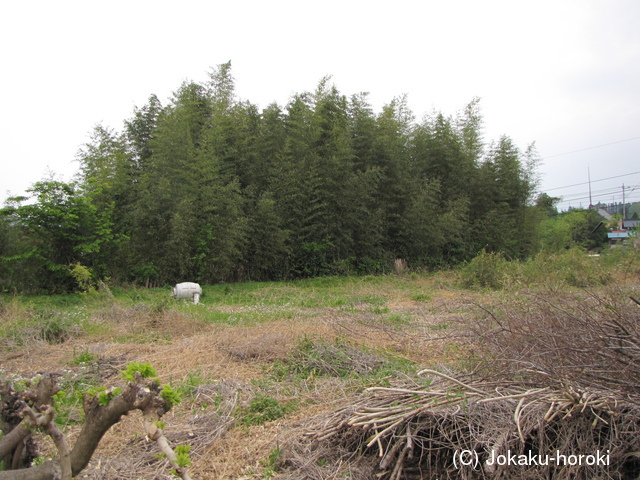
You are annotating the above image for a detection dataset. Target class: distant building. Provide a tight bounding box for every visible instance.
[608,230,629,248]
[608,224,638,248]
[623,219,640,230]
[597,208,612,221]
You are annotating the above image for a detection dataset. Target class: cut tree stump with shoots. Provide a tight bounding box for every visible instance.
[0,364,194,480]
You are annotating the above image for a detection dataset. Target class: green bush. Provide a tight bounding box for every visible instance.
[270,336,417,383]
[39,317,71,344]
[520,249,611,288]
[68,263,95,293]
[459,250,508,289]
[70,348,98,365]
[600,247,640,278]
[35,308,82,344]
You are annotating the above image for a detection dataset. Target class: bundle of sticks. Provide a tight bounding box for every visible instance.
[306,369,638,480]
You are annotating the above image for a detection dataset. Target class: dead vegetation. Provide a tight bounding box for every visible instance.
[76,380,239,480]
[275,288,640,480]
[1,271,640,479]
[287,369,639,479]
[472,288,640,402]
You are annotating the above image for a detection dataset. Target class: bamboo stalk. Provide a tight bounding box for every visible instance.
[477,387,550,404]
[417,369,486,394]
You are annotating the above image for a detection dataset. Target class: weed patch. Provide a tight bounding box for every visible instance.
[238,394,295,426]
[0,307,89,347]
[368,306,389,314]
[381,313,411,326]
[411,293,431,302]
[272,336,414,382]
[70,348,98,365]
[200,309,235,324]
[517,249,613,288]
[174,370,210,399]
[427,322,449,331]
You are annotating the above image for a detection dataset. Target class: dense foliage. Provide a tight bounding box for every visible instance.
[0,62,597,293]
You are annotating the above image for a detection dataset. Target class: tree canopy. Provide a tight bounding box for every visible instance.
[1,62,578,293]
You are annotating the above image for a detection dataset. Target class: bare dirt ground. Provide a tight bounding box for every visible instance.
[0,284,476,479]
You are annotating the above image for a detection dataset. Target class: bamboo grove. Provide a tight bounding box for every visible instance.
[1,62,557,293]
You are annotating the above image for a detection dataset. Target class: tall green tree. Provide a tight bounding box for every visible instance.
[124,94,162,172]
[130,81,212,282]
[1,66,553,290]
[345,93,386,267]
[75,125,133,280]
[130,69,250,284]
[472,136,538,258]
[272,92,327,275]
[242,192,290,280]
[372,96,414,258]
[0,181,115,292]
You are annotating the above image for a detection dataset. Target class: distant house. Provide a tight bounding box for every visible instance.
[608,223,639,248]
[597,208,613,221]
[608,230,629,248]
[623,219,640,230]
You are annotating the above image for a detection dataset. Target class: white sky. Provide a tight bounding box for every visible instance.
[2,0,639,210]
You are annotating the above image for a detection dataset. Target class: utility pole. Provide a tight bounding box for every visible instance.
[623,183,626,219]
[588,166,593,208]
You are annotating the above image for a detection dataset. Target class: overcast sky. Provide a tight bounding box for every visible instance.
[2,0,639,210]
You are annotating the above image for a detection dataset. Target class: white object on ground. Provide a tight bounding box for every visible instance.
[172,282,203,304]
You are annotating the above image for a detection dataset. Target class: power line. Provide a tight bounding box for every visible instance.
[543,136,640,159]
[557,191,640,207]
[551,182,640,200]
[553,183,640,203]
[557,186,640,201]
[553,182,640,207]
[563,185,620,196]
[557,190,639,204]
[559,186,624,201]
[545,171,640,192]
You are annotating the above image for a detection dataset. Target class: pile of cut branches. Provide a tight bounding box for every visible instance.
[278,290,640,480]
[294,369,638,480]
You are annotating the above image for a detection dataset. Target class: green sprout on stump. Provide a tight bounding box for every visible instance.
[121,362,157,381]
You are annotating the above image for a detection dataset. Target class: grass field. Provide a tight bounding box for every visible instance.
[1,248,639,479]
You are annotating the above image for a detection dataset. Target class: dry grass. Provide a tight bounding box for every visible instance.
[1,280,467,479]
[3,268,639,479]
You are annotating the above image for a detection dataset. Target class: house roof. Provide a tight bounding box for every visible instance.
[596,208,613,220]
[623,219,640,229]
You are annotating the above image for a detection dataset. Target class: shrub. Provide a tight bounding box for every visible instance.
[459,250,508,289]
[284,336,388,378]
[600,246,640,279]
[519,249,612,288]
[70,348,98,365]
[68,263,95,293]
